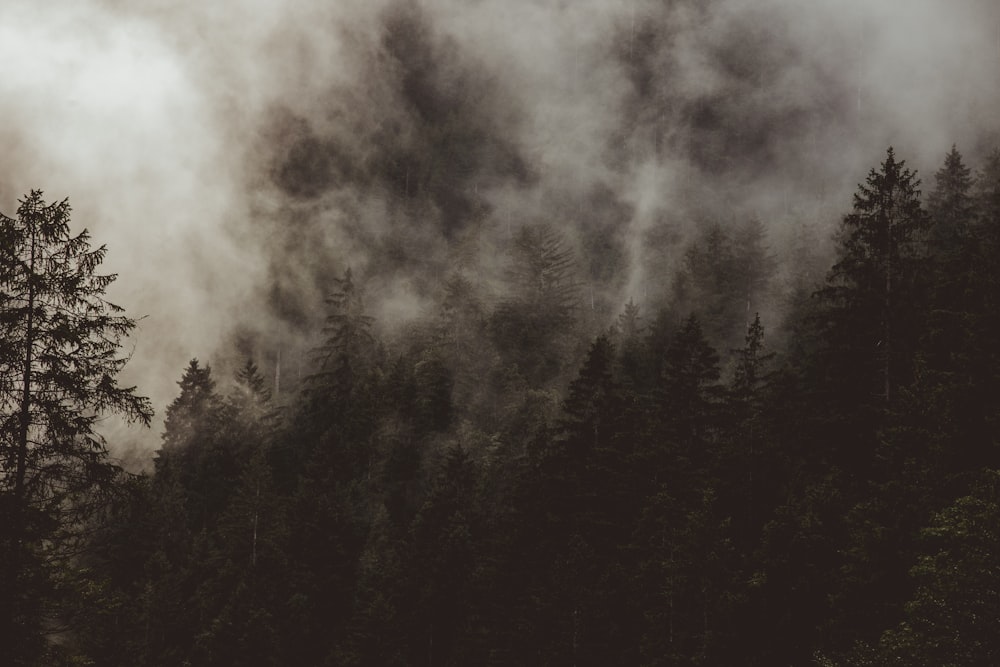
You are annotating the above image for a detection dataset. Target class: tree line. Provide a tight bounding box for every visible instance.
[3,146,1000,664]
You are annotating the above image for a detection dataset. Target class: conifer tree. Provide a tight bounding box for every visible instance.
[405,445,477,665]
[656,315,723,470]
[160,359,218,455]
[820,147,928,405]
[676,220,775,350]
[974,148,1000,223]
[611,301,648,396]
[922,145,975,342]
[491,223,579,387]
[927,145,974,257]
[310,268,376,401]
[232,359,271,407]
[303,267,380,446]
[726,313,774,535]
[0,191,152,662]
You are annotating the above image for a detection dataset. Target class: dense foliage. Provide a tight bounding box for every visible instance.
[0,192,153,665]
[8,147,1000,665]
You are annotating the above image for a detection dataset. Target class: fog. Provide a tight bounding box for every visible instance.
[1,0,998,454]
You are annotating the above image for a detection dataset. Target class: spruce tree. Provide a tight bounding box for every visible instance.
[160,358,217,455]
[820,147,928,406]
[927,145,974,257]
[491,223,579,387]
[311,268,376,397]
[0,191,152,662]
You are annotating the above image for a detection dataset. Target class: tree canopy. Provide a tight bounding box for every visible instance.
[0,191,152,664]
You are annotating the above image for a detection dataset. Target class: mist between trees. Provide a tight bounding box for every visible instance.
[4,143,1000,665]
[5,0,1000,664]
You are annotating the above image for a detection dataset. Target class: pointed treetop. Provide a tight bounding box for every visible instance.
[975,147,1000,215]
[560,334,619,441]
[853,146,921,210]
[175,358,215,397]
[830,146,927,292]
[233,358,271,404]
[927,144,973,248]
[163,358,218,446]
[617,298,643,339]
[732,313,774,400]
[662,315,721,387]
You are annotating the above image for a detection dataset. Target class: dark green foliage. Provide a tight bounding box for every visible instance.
[432,274,493,424]
[307,268,377,423]
[655,315,723,471]
[0,191,152,664]
[402,446,478,665]
[673,219,776,351]
[818,147,928,406]
[927,145,974,260]
[491,223,579,387]
[721,313,776,543]
[33,146,1000,666]
[633,486,741,665]
[879,471,1000,665]
[161,359,217,452]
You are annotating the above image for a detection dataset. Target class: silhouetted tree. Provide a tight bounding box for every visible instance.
[491,223,579,387]
[0,191,152,663]
[819,147,928,406]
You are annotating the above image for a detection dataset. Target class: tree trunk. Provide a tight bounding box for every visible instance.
[14,221,36,524]
[884,211,893,404]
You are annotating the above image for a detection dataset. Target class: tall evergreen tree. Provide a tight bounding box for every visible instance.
[160,359,218,455]
[785,149,930,659]
[309,268,376,409]
[404,445,478,666]
[725,313,775,538]
[819,147,928,406]
[655,315,723,478]
[432,274,492,423]
[926,145,974,258]
[675,220,775,351]
[0,191,152,662]
[144,360,225,665]
[491,223,579,387]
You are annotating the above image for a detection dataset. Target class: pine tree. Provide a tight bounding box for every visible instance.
[144,360,225,664]
[405,445,477,666]
[310,268,376,403]
[838,471,1000,666]
[197,445,288,666]
[677,224,738,346]
[763,151,932,662]
[675,220,775,351]
[616,298,642,340]
[433,274,491,422]
[491,223,579,387]
[921,145,975,352]
[0,191,152,662]
[926,145,973,259]
[731,314,773,408]
[232,358,271,407]
[656,315,723,474]
[974,148,1000,224]
[160,359,218,455]
[819,147,928,405]
[971,148,1000,325]
[725,313,775,537]
[155,359,231,526]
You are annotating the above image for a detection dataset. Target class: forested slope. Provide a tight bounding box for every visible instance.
[6,146,998,665]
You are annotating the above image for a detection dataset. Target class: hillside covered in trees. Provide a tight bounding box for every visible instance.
[5,144,1000,665]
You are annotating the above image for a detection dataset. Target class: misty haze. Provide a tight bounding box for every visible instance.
[1,0,1000,664]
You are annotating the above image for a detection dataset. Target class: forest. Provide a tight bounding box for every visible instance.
[3,143,1000,666]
